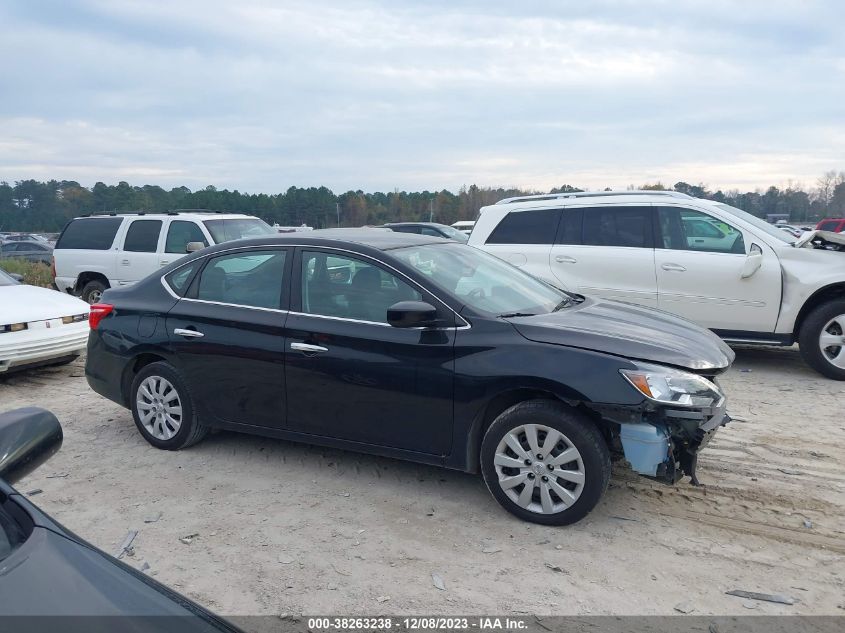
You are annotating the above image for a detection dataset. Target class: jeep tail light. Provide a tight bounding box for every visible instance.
[89,304,114,330]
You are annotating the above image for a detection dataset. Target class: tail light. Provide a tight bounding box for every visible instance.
[51,256,56,280]
[88,304,114,330]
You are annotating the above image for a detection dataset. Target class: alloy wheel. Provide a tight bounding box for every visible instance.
[819,314,845,369]
[136,376,183,440]
[493,423,585,514]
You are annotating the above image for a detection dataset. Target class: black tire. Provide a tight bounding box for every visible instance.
[80,279,108,304]
[798,299,845,380]
[130,361,208,450]
[480,399,611,526]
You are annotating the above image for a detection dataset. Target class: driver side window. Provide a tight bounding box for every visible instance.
[301,251,421,323]
[657,207,746,254]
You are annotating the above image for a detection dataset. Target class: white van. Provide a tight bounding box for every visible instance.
[53,212,276,303]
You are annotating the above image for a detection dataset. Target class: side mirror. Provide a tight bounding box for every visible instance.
[9,272,24,283]
[741,244,763,279]
[387,301,439,328]
[0,408,62,485]
[186,241,205,253]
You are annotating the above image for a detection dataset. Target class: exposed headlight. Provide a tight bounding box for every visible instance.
[620,362,724,408]
[0,322,27,333]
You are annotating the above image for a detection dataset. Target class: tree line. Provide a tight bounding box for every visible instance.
[1,171,844,233]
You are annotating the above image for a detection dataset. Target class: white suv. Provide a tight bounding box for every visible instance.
[53,212,275,304]
[469,191,845,379]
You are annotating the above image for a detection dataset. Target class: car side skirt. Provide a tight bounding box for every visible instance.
[713,329,794,346]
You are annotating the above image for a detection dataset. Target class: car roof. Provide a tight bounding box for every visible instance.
[199,228,446,253]
[72,212,255,220]
[385,222,449,228]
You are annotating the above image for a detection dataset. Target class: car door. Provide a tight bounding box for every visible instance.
[165,247,291,429]
[549,205,658,307]
[654,205,782,332]
[284,248,455,455]
[159,219,211,269]
[115,219,164,286]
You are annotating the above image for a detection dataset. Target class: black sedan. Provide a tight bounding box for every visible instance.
[0,408,241,629]
[86,230,734,525]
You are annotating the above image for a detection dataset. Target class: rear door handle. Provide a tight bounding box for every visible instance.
[174,328,204,338]
[555,255,577,264]
[121,259,130,266]
[661,263,687,272]
[291,342,329,353]
[160,260,170,266]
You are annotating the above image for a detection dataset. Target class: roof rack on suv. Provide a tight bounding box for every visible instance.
[81,208,229,217]
[494,190,693,205]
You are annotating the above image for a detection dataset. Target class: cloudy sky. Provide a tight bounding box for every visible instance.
[0,0,843,194]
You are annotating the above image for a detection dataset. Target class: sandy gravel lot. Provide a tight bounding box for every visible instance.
[2,346,844,616]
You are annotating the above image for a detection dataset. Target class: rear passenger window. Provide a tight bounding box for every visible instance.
[165,261,201,296]
[486,209,561,244]
[818,221,839,232]
[55,217,123,250]
[582,206,652,248]
[196,249,286,309]
[123,220,162,253]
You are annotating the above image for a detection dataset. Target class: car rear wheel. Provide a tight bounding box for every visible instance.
[480,399,610,525]
[130,362,208,450]
[798,300,845,380]
[80,279,108,304]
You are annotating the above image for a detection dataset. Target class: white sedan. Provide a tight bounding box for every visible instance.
[0,269,90,373]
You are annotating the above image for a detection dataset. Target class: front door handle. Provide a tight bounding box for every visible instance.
[661,263,687,272]
[555,255,577,264]
[291,342,329,354]
[121,259,130,266]
[160,260,170,266]
[174,328,204,338]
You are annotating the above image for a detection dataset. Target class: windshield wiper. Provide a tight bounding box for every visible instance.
[552,297,573,311]
[498,312,536,318]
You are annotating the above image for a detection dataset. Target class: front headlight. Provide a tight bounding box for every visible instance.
[620,362,724,408]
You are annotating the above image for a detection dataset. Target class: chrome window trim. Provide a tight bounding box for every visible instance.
[182,297,289,314]
[287,310,470,331]
[159,242,471,328]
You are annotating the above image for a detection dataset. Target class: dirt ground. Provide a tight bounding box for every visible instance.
[2,346,844,616]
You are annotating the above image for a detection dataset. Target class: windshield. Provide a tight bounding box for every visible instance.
[391,243,569,317]
[0,269,18,286]
[203,218,276,243]
[712,203,794,244]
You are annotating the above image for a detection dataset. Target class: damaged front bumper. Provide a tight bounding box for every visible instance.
[591,400,730,485]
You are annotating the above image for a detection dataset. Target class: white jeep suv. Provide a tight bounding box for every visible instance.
[53,212,275,303]
[469,191,845,379]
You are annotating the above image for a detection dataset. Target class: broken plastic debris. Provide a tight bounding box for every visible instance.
[726,589,795,605]
[432,573,446,591]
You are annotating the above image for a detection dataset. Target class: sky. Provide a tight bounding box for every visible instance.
[0,0,843,194]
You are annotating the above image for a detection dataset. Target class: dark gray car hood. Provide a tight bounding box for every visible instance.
[506,297,735,373]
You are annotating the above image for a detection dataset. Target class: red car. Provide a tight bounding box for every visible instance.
[816,218,845,233]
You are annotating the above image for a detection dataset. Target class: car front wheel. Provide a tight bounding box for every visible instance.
[799,299,845,380]
[130,361,208,450]
[480,399,611,525]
